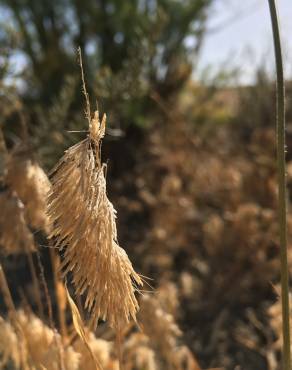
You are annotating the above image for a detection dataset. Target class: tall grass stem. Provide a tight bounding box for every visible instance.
[268,1,291,368]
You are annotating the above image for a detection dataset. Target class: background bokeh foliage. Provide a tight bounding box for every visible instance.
[3,1,292,369]
[0,0,212,167]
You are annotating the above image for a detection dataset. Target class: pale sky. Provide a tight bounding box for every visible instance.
[4,0,292,86]
[198,0,292,84]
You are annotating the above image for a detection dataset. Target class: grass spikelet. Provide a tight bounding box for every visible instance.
[47,106,142,331]
[0,190,35,254]
[6,148,51,233]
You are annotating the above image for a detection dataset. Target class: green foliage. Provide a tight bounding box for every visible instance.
[0,0,211,105]
[0,0,212,165]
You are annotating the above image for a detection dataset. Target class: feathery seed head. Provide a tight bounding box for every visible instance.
[47,109,142,331]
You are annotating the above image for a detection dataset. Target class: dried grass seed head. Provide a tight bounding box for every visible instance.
[47,110,142,331]
[6,148,51,233]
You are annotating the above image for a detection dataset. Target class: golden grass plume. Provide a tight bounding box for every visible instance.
[47,109,142,331]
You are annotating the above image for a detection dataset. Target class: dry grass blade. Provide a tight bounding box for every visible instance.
[66,285,103,370]
[47,107,142,331]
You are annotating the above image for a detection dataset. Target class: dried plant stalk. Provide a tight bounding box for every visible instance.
[47,110,142,330]
[50,248,67,338]
[26,250,45,320]
[66,285,103,370]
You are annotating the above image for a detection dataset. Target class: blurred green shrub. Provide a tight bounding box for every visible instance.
[0,0,212,164]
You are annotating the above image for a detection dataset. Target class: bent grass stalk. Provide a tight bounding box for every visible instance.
[268,0,291,369]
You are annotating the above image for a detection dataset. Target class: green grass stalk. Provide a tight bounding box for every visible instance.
[268,1,291,369]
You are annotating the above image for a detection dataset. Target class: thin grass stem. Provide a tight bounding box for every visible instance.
[268,1,291,369]
[26,250,44,320]
[36,251,54,329]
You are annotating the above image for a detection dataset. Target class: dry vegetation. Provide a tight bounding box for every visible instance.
[0,79,291,370]
[0,88,203,370]
[1,0,289,368]
[105,111,292,369]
